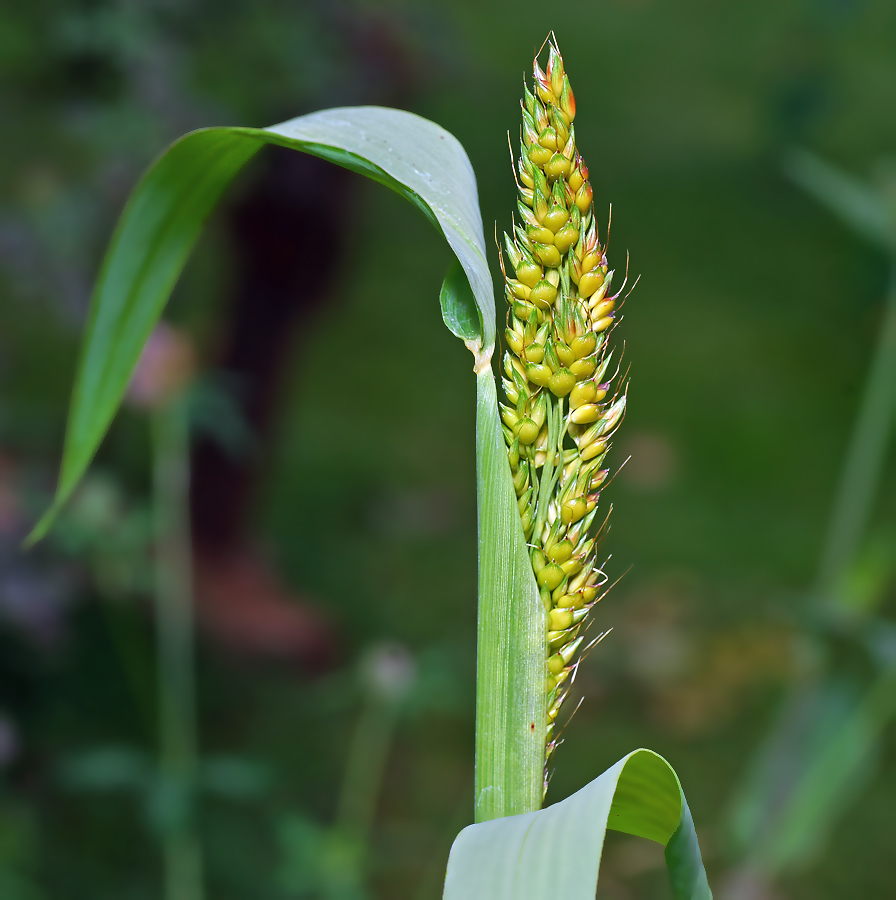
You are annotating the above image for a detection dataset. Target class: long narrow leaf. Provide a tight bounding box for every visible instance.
[27,107,495,544]
[443,749,712,899]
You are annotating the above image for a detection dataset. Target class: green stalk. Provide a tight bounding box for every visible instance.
[474,369,546,822]
[152,394,204,900]
[816,258,896,604]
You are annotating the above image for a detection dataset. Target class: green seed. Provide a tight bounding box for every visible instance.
[543,205,569,233]
[570,332,597,358]
[525,344,545,364]
[515,417,540,445]
[530,392,548,427]
[548,630,572,649]
[575,183,593,214]
[526,363,552,386]
[528,144,553,166]
[533,242,561,268]
[512,298,535,322]
[549,608,574,630]
[547,654,565,675]
[577,269,604,298]
[537,562,565,591]
[516,260,543,287]
[554,341,575,367]
[548,368,576,396]
[500,404,519,429]
[580,439,607,462]
[570,403,601,425]
[569,357,596,379]
[570,380,596,409]
[529,279,558,307]
[545,153,571,179]
[557,592,584,610]
[553,224,579,254]
[537,127,557,150]
[561,497,587,525]
[505,327,525,355]
[527,224,555,245]
[547,539,573,564]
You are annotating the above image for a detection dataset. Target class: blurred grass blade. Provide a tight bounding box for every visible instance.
[444,749,712,899]
[26,107,495,544]
[731,661,896,874]
[784,149,889,249]
[727,161,896,880]
[815,266,896,600]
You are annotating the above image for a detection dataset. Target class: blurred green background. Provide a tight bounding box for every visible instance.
[1,0,895,897]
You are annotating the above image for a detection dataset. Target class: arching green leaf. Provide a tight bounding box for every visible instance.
[443,749,712,900]
[26,107,495,544]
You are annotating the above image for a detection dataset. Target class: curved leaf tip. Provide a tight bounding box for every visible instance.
[444,749,712,900]
[441,259,491,371]
[440,259,483,342]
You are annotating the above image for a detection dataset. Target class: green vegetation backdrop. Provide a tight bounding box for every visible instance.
[1,1,895,898]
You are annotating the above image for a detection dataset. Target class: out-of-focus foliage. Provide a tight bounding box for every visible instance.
[724,152,896,894]
[2,1,896,898]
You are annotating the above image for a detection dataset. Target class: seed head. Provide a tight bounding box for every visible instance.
[500,37,632,789]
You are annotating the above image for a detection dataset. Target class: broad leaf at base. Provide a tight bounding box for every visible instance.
[443,749,712,900]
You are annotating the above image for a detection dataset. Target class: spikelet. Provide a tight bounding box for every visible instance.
[500,38,629,790]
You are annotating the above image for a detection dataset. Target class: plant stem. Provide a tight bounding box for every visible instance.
[152,394,204,900]
[816,258,896,604]
[474,369,545,822]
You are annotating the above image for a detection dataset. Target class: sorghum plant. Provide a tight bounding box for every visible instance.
[28,36,712,900]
